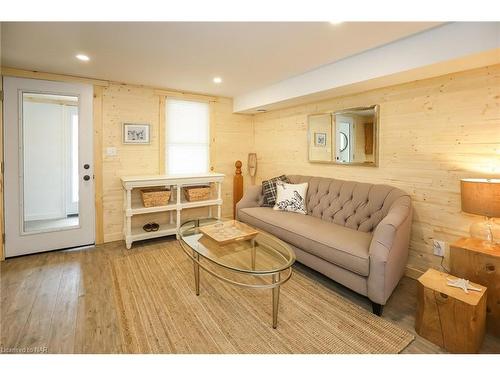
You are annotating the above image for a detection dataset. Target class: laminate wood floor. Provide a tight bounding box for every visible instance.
[1,237,499,354]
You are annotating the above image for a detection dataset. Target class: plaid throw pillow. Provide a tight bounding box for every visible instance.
[261,175,290,207]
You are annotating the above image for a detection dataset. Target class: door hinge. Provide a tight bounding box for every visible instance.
[0,90,3,102]
[2,233,5,244]
[1,161,3,174]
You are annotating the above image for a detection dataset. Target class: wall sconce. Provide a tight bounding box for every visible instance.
[248,153,257,177]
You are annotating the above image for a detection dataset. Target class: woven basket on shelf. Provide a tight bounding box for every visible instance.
[184,186,211,202]
[141,188,171,207]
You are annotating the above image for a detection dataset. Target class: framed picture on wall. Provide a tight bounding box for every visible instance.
[308,113,332,162]
[123,123,150,144]
[314,132,327,147]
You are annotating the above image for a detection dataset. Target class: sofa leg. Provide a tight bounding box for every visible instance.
[371,302,383,316]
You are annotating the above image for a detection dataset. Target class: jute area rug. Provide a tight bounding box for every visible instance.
[112,242,414,353]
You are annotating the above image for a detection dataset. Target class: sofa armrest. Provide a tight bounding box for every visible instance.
[235,185,263,220]
[367,196,412,305]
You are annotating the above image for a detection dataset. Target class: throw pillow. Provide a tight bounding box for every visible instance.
[273,182,308,214]
[261,175,290,207]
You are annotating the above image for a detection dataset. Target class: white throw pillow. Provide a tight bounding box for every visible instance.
[273,182,308,214]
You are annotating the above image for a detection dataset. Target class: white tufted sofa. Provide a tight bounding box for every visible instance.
[236,175,413,315]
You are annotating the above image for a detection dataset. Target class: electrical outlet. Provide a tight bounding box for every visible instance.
[433,239,446,257]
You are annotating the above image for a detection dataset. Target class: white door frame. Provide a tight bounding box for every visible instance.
[3,77,95,257]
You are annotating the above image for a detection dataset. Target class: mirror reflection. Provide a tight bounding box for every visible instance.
[334,106,376,165]
[307,105,378,166]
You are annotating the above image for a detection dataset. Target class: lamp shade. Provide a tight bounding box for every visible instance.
[460,179,500,217]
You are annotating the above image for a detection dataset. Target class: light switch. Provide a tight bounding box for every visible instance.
[106,147,117,156]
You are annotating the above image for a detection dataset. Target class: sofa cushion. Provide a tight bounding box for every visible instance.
[261,175,289,207]
[287,175,408,233]
[239,207,372,276]
[274,182,308,214]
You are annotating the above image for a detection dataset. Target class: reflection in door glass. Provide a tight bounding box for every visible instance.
[336,120,352,163]
[22,93,80,233]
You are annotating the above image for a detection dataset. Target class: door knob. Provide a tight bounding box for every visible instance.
[83,164,90,169]
[83,175,91,181]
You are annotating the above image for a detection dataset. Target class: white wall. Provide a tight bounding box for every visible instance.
[234,22,500,112]
[23,101,69,221]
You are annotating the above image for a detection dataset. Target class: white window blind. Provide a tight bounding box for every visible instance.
[166,99,210,175]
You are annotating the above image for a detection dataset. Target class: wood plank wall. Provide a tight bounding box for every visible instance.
[101,83,254,242]
[1,63,498,275]
[252,64,500,273]
[211,97,255,218]
[0,68,4,260]
[101,84,161,242]
[0,68,254,248]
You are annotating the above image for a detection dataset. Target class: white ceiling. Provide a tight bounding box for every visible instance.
[1,22,441,97]
[235,22,500,112]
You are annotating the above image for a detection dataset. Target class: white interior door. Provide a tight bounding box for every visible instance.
[3,77,95,257]
[335,115,354,163]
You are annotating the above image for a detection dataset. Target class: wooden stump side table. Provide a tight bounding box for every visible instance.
[415,268,487,353]
[450,237,500,337]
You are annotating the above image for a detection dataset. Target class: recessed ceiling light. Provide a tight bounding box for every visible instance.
[213,77,222,84]
[329,21,343,25]
[76,54,90,62]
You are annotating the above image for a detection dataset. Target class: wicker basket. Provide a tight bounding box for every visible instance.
[141,188,171,207]
[184,186,211,202]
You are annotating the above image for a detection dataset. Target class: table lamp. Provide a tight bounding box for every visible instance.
[460,178,500,243]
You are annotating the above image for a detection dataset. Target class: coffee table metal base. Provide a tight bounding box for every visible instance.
[185,247,291,329]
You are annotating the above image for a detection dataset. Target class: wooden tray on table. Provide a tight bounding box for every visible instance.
[199,220,259,245]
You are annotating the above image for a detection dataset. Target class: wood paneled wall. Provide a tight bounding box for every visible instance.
[252,64,500,273]
[101,83,254,242]
[211,97,255,218]
[101,84,161,242]
[0,69,4,260]
[2,63,498,274]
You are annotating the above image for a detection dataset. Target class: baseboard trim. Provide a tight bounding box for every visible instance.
[105,233,124,243]
[405,266,424,280]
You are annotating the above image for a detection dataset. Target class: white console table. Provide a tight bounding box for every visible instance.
[121,173,224,249]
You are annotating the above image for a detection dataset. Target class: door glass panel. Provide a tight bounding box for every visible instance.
[22,92,80,233]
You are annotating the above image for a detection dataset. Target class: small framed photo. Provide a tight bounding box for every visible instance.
[123,123,150,144]
[314,132,327,147]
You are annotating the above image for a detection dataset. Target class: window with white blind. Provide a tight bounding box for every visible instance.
[166,99,210,175]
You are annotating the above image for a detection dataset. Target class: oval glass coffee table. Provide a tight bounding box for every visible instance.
[178,218,296,328]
